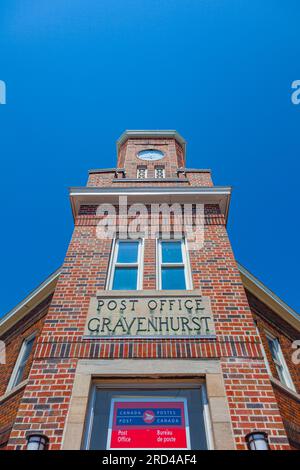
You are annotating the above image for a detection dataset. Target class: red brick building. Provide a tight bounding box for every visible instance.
[0,130,299,450]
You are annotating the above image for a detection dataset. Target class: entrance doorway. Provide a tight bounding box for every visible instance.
[83,379,212,450]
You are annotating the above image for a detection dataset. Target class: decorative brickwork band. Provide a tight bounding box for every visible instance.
[34,339,262,360]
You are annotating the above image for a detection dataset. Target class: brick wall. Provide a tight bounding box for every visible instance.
[7,359,77,450]
[0,296,52,449]
[87,169,213,188]
[87,170,115,187]
[117,138,181,178]
[246,291,300,449]
[186,170,213,187]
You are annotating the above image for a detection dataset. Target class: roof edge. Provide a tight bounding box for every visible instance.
[238,263,300,331]
[0,268,61,335]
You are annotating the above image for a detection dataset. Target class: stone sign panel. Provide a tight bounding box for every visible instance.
[84,290,215,338]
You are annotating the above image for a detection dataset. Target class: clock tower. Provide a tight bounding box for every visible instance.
[116,130,186,179]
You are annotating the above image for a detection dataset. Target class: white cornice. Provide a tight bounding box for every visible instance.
[69,186,232,223]
[116,130,186,158]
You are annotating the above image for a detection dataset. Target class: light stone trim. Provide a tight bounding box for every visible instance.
[0,379,29,404]
[62,359,235,450]
[84,290,216,339]
[270,377,300,402]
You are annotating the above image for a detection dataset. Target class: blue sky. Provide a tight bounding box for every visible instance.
[0,0,299,315]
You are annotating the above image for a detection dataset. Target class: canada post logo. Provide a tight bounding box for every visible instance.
[143,410,155,424]
[116,407,182,426]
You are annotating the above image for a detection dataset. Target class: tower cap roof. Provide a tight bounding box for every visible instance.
[117,130,186,157]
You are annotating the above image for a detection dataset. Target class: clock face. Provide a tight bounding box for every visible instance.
[137,149,164,161]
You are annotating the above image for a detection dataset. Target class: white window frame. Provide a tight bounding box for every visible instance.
[137,167,147,179]
[107,239,144,290]
[6,333,36,392]
[156,238,193,290]
[155,166,165,179]
[265,330,296,392]
[255,325,272,376]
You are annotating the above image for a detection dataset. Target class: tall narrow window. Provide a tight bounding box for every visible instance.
[108,240,143,290]
[137,167,147,179]
[265,332,295,391]
[157,239,192,290]
[155,166,165,179]
[7,334,36,391]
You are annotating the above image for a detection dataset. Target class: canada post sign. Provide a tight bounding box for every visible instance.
[84,291,215,338]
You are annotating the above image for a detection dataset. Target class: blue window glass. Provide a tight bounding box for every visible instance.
[162,267,186,290]
[161,241,183,263]
[112,267,138,290]
[117,241,139,263]
[267,337,277,360]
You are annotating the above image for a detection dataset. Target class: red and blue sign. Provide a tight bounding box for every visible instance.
[107,398,190,449]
